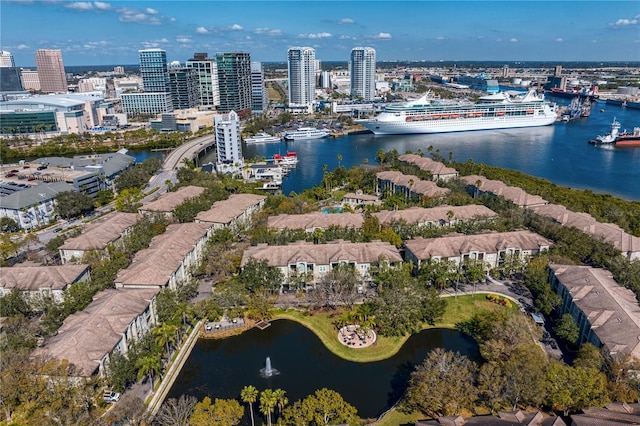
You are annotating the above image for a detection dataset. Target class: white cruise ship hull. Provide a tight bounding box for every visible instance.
[358,114,556,135]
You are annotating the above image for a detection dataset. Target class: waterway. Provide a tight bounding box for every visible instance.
[215,102,638,201]
[167,320,479,422]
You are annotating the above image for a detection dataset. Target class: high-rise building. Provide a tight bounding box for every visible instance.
[251,62,268,115]
[35,49,68,93]
[350,47,376,101]
[0,51,15,68]
[214,110,243,166]
[139,49,170,93]
[216,52,252,119]
[287,47,316,106]
[20,69,40,91]
[186,52,219,110]
[168,67,199,110]
[114,66,125,75]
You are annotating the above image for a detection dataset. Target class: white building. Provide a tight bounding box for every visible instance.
[350,47,376,101]
[0,51,15,68]
[121,92,173,115]
[288,47,316,107]
[215,110,243,172]
[0,181,74,230]
[251,61,268,114]
[186,53,220,110]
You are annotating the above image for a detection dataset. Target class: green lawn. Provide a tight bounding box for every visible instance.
[273,293,513,363]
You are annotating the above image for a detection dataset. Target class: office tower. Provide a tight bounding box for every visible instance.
[139,49,170,93]
[186,52,219,110]
[319,71,332,89]
[114,66,125,75]
[0,67,23,91]
[287,47,316,106]
[0,51,15,67]
[20,69,40,91]
[350,47,376,101]
[251,61,268,114]
[554,65,563,77]
[35,49,68,93]
[502,65,509,79]
[168,67,199,110]
[215,110,242,164]
[216,52,252,119]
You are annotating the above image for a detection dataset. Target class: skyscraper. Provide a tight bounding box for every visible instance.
[251,61,268,115]
[186,52,219,110]
[350,47,376,101]
[287,47,316,106]
[0,51,15,68]
[168,67,199,110]
[139,49,170,93]
[35,49,68,93]
[216,52,252,119]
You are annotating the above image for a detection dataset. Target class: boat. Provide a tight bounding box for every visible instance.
[561,97,591,122]
[244,132,281,144]
[271,152,299,167]
[282,127,330,141]
[357,89,558,135]
[589,118,640,147]
[546,86,599,102]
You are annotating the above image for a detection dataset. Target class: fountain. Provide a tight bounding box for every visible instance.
[259,356,279,378]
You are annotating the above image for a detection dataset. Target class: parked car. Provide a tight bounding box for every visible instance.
[103,391,121,403]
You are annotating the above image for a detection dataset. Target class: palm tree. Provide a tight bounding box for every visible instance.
[154,323,178,362]
[259,389,277,426]
[273,389,288,420]
[240,385,259,426]
[446,209,455,226]
[135,353,162,390]
[337,153,343,168]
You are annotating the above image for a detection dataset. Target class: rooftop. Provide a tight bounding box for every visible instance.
[0,264,89,292]
[267,211,364,231]
[59,212,140,252]
[139,185,206,213]
[373,205,497,226]
[195,193,266,224]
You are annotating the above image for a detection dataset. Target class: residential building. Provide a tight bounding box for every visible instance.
[417,410,566,426]
[35,49,68,93]
[0,51,15,68]
[20,69,40,91]
[241,240,403,289]
[139,49,169,93]
[138,185,205,218]
[32,288,160,377]
[0,181,74,230]
[113,66,125,75]
[350,47,376,101]
[398,154,459,181]
[216,52,252,119]
[195,193,266,230]
[373,205,497,228]
[185,52,219,110]
[377,170,450,199]
[571,403,640,425]
[251,61,268,114]
[0,264,90,304]
[267,212,364,232]
[288,47,316,106]
[214,110,243,172]
[58,212,140,264]
[168,67,199,110]
[120,92,173,115]
[341,192,380,208]
[461,175,548,208]
[404,230,553,269]
[115,222,212,290]
[549,264,640,362]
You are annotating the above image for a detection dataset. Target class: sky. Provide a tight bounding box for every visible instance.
[1,0,639,66]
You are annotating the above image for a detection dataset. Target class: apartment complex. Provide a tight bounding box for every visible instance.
[214,110,243,170]
[121,49,173,115]
[251,61,268,114]
[288,47,316,107]
[186,52,220,110]
[216,52,252,119]
[350,47,376,101]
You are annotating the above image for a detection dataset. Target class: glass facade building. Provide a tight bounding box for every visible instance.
[350,47,376,101]
[287,47,316,106]
[186,53,220,110]
[216,52,252,119]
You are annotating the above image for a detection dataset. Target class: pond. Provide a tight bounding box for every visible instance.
[167,319,479,422]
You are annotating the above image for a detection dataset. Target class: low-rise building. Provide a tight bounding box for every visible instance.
[0,264,90,303]
[267,212,364,232]
[417,410,566,426]
[115,222,212,290]
[398,154,459,181]
[138,185,206,218]
[373,205,497,228]
[377,171,450,199]
[404,230,553,269]
[0,181,74,230]
[32,288,159,377]
[549,264,640,362]
[241,240,403,288]
[341,191,380,208]
[58,212,140,263]
[461,175,548,208]
[195,193,266,230]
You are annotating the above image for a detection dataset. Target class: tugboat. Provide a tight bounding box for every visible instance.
[589,118,640,147]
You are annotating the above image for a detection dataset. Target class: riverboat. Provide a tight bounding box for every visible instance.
[357,89,557,135]
[244,132,281,144]
[283,127,330,141]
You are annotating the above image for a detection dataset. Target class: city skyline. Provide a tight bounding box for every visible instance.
[1,1,639,66]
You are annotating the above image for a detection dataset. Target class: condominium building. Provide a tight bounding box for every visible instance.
[350,47,376,101]
[186,52,220,110]
[288,47,316,106]
[35,49,68,93]
[168,67,199,110]
[251,61,268,114]
[216,52,252,119]
[139,49,169,93]
[0,51,15,67]
[215,110,243,167]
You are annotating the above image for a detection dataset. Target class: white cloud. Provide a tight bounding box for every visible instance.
[231,24,243,30]
[158,38,169,43]
[510,38,518,42]
[339,18,354,24]
[611,17,638,27]
[145,8,158,14]
[16,44,29,50]
[117,7,161,24]
[339,35,355,40]
[196,26,209,34]
[254,28,282,36]
[93,1,111,10]
[436,36,445,40]
[299,32,332,39]
[555,38,563,42]
[374,32,392,39]
[65,2,93,10]
[176,36,192,44]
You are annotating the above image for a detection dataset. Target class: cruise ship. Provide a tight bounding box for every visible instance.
[357,89,558,135]
[283,127,331,141]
